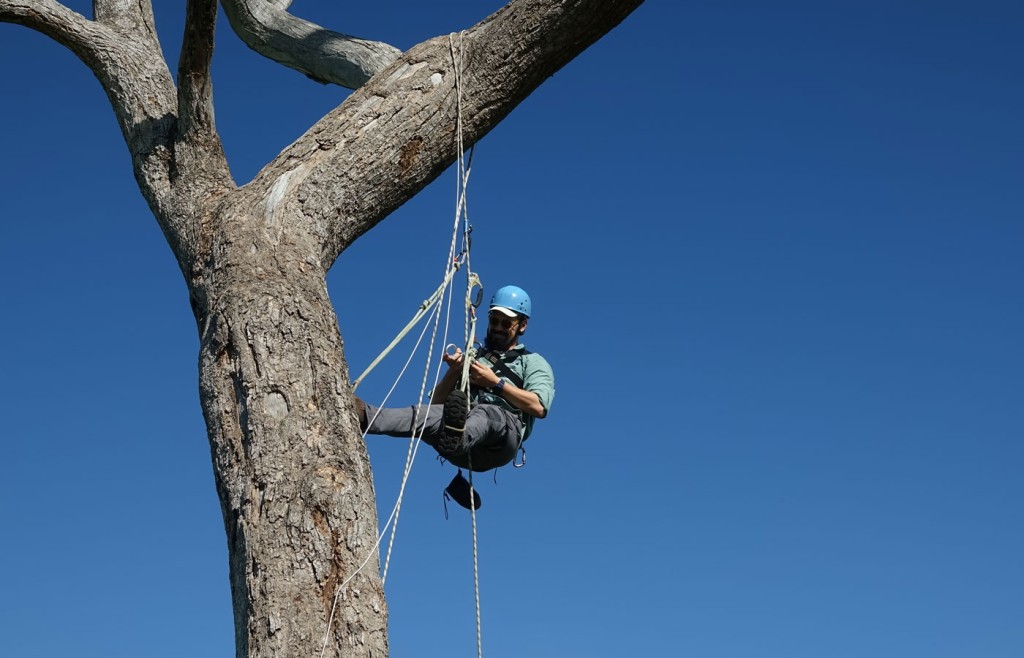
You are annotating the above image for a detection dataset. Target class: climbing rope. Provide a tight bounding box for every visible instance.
[467,456,483,658]
[381,198,469,583]
[380,283,453,583]
[450,30,485,658]
[319,233,468,658]
[319,290,453,658]
[318,30,485,658]
[350,257,465,392]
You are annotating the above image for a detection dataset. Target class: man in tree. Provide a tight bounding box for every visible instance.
[358,285,555,473]
[0,1,639,654]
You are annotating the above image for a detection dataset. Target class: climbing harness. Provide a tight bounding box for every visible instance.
[473,346,528,390]
[472,346,531,468]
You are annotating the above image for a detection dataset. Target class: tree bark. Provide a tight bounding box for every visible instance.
[0,1,644,656]
[220,0,401,88]
[194,193,384,656]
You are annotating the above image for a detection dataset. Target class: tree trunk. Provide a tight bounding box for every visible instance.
[193,198,385,657]
[0,2,645,657]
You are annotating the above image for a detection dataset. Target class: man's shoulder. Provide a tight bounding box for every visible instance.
[516,347,552,371]
[510,343,540,358]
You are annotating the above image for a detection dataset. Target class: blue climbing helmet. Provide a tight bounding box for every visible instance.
[490,285,532,318]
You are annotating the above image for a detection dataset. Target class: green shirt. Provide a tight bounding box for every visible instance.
[475,343,555,441]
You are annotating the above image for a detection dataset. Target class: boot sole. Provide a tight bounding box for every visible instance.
[438,390,469,456]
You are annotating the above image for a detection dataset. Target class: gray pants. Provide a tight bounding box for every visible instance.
[366,401,523,472]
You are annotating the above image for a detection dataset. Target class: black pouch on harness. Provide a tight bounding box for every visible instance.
[444,470,482,511]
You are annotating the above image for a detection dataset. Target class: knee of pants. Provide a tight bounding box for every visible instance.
[447,405,522,471]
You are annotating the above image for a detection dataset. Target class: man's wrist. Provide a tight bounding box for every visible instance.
[491,378,506,394]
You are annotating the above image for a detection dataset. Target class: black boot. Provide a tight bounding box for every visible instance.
[438,389,469,456]
[445,470,482,510]
[353,396,368,432]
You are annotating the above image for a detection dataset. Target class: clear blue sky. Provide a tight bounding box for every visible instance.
[2,2,1021,657]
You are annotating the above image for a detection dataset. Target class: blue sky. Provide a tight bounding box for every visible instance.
[1,2,1022,657]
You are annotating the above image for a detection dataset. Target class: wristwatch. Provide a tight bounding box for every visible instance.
[491,378,506,394]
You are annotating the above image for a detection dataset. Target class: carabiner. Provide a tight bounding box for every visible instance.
[468,272,484,309]
[512,446,527,468]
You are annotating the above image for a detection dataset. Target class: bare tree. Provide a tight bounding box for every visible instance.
[0,1,643,656]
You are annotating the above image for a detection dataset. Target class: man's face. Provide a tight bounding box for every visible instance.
[486,311,524,350]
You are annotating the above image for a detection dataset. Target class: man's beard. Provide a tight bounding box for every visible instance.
[486,331,513,350]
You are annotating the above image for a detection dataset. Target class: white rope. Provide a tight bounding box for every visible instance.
[317,29,484,658]
[450,30,485,658]
[381,272,458,582]
[350,258,464,391]
[319,288,452,658]
[467,458,483,658]
[319,204,467,655]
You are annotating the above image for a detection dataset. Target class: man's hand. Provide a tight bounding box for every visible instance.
[442,349,498,388]
[431,348,466,404]
[436,349,544,418]
[442,348,465,369]
[467,360,500,389]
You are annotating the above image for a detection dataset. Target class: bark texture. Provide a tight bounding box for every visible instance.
[0,1,644,656]
[220,0,402,88]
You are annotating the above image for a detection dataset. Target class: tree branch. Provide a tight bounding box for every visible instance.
[220,0,402,89]
[241,0,644,268]
[178,0,218,137]
[1,0,206,273]
[0,0,109,65]
[0,1,173,162]
[93,0,157,35]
